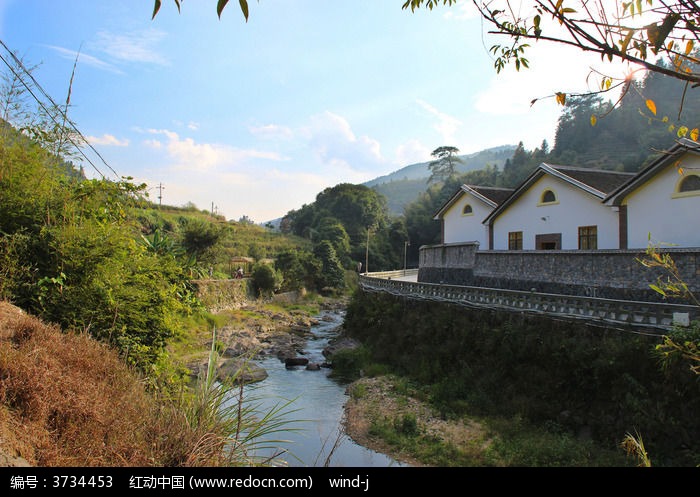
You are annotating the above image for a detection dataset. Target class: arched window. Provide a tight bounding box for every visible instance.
[462,204,473,215]
[541,189,556,204]
[679,175,700,193]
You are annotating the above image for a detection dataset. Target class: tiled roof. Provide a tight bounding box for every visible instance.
[545,164,636,195]
[433,185,513,220]
[605,138,700,204]
[468,186,514,205]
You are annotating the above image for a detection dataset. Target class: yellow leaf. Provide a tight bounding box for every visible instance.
[685,41,694,55]
[555,92,566,106]
[691,128,699,142]
[677,125,688,138]
[645,99,657,115]
[590,115,597,126]
[678,167,684,175]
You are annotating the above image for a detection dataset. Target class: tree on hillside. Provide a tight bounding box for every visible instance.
[500,141,537,187]
[314,240,345,291]
[403,182,451,252]
[315,217,351,266]
[427,146,464,185]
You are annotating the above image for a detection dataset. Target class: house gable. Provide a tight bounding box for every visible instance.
[604,139,700,248]
[484,164,632,250]
[434,185,513,246]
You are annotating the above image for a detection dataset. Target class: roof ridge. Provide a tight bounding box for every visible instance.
[543,163,636,175]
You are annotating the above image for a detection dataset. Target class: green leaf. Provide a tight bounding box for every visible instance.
[152,0,162,20]
[619,29,635,54]
[533,14,541,38]
[216,0,229,18]
[239,0,250,21]
[649,284,667,297]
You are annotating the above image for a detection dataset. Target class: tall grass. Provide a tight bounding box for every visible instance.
[180,326,305,466]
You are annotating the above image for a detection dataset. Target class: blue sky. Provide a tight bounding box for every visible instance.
[0,1,634,223]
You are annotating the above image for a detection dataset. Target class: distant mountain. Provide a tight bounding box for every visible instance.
[365,145,517,216]
[266,145,518,226]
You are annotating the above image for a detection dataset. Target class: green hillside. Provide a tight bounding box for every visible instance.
[365,145,516,215]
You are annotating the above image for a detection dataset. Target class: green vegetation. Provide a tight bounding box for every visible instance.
[3,21,698,466]
[0,72,351,465]
[342,290,700,467]
[282,183,408,272]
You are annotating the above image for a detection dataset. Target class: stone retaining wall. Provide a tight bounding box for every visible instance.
[419,243,700,303]
[191,278,249,312]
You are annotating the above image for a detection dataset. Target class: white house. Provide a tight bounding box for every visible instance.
[433,185,513,247]
[605,138,700,249]
[482,164,635,250]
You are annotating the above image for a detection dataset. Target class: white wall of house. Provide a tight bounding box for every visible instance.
[623,153,700,249]
[442,193,491,247]
[491,175,619,250]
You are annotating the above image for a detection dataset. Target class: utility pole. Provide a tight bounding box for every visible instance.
[404,240,410,276]
[157,183,164,206]
[365,226,371,274]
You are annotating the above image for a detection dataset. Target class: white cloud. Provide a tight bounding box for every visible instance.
[144,129,287,172]
[92,29,169,66]
[443,0,479,20]
[143,139,162,149]
[86,134,129,146]
[302,111,386,176]
[474,40,638,118]
[416,100,463,145]
[395,139,431,166]
[46,45,122,74]
[250,123,294,140]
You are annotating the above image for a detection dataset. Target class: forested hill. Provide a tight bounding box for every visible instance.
[365,145,516,216]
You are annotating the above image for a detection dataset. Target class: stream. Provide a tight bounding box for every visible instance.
[237,308,406,468]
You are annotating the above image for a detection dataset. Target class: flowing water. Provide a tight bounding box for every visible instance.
[237,308,406,467]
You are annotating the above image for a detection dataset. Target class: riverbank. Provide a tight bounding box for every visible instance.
[342,375,495,467]
[181,294,350,383]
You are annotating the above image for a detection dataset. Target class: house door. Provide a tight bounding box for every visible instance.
[536,233,561,250]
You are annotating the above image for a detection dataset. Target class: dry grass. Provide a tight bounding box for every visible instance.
[343,376,494,467]
[0,300,223,467]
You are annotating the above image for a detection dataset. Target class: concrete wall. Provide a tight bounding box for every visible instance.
[441,193,491,246]
[624,155,700,249]
[491,175,619,250]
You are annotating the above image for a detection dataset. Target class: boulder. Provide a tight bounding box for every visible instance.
[284,357,309,367]
[217,358,268,384]
[322,336,361,358]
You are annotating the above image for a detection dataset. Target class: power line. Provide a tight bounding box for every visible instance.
[0,38,120,180]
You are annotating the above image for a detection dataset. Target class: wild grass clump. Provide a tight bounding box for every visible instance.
[483,416,633,467]
[0,302,302,467]
[178,329,304,466]
[367,415,485,467]
[0,301,178,465]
